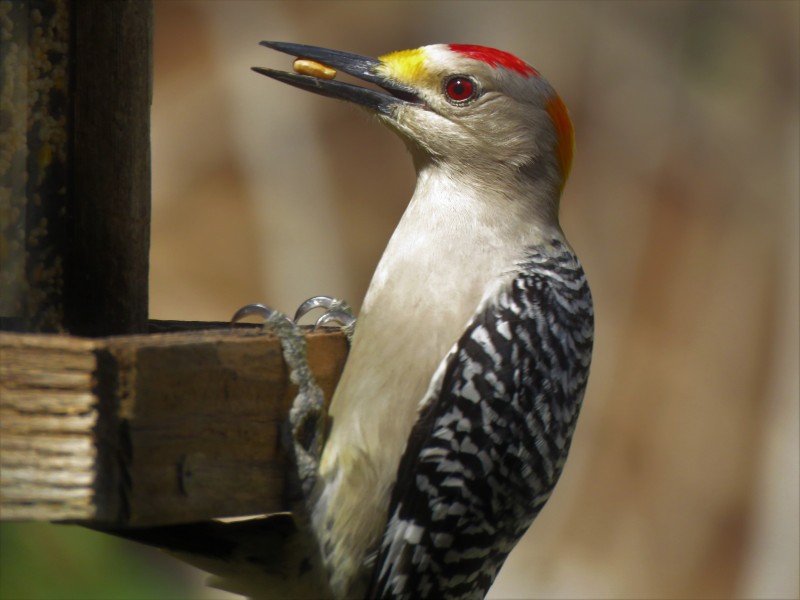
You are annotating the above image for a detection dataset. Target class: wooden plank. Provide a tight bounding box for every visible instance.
[0,326,348,526]
[104,326,347,526]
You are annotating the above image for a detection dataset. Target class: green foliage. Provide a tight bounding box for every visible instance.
[0,523,195,600]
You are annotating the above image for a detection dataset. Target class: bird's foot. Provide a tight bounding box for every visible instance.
[294,295,356,345]
[232,303,324,502]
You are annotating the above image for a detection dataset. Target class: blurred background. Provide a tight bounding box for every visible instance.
[2,1,798,598]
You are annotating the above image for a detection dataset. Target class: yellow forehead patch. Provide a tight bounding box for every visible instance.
[377,47,433,87]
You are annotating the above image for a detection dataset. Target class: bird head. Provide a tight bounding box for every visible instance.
[254,42,573,196]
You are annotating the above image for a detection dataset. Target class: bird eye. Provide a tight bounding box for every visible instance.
[444,76,478,104]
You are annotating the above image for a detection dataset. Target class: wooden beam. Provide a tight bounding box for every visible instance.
[0,325,348,526]
[66,0,153,335]
[0,0,153,335]
[0,0,72,332]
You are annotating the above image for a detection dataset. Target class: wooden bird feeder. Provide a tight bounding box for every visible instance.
[0,0,347,528]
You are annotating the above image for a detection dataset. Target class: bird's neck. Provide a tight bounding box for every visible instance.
[360,159,565,356]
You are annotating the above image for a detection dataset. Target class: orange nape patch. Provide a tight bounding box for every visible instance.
[546,94,574,183]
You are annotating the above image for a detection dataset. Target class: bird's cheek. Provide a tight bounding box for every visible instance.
[388,108,434,145]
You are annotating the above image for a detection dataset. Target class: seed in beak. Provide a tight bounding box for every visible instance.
[293,59,337,80]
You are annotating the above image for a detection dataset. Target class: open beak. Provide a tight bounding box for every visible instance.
[252,41,419,115]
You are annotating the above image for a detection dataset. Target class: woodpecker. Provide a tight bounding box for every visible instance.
[245,41,594,600]
[118,42,592,600]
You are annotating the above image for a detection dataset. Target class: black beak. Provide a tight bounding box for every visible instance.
[253,41,419,115]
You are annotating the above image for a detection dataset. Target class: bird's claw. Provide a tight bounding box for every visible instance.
[230,302,324,504]
[231,303,295,328]
[294,295,356,344]
[228,295,355,503]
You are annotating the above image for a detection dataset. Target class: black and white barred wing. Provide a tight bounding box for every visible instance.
[368,245,593,600]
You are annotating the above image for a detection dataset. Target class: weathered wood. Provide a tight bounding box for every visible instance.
[0,0,153,335]
[0,0,71,332]
[0,326,348,526]
[65,0,153,335]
